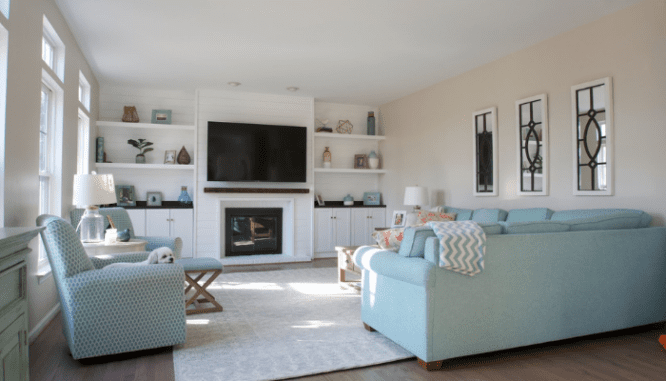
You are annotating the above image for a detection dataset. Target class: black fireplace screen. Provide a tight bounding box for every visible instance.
[225,208,282,256]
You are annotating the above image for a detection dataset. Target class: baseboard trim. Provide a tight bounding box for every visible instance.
[29,302,60,344]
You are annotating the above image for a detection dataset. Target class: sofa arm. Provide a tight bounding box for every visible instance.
[136,236,183,259]
[424,236,439,264]
[89,251,151,269]
[354,245,436,287]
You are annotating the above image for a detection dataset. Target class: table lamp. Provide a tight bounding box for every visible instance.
[73,173,116,242]
[404,186,429,212]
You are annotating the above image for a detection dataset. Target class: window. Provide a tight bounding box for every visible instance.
[77,109,90,174]
[0,0,8,19]
[79,71,91,111]
[42,16,65,81]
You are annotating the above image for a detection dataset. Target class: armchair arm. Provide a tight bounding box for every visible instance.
[135,236,183,259]
[89,251,151,269]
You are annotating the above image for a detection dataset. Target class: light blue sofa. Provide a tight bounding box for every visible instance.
[354,208,666,370]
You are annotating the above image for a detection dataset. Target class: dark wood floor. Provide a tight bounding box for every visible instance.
[30,258,666,381]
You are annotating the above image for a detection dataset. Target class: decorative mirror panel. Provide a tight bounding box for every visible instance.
[473,107,498,197]
[516,94,548,196]
[571,77,613,196]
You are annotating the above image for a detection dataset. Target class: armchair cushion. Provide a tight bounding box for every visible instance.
[89,251,151,269]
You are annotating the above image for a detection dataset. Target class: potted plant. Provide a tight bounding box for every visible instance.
[127,139,153,163]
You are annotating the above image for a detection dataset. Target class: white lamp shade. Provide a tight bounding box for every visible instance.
[73,174,116,207]
[404,186,429,207]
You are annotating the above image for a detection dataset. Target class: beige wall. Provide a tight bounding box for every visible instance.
[3,0,99,334]
[379,0,666,225]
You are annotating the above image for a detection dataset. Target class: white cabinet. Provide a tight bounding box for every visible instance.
[314,208,351,257]
[129,208,193,258]
[351,208,386,246]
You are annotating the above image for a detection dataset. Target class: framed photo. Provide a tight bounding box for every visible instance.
[164,150,176,164]
[363,191,381,206]
[354,154,368,169]
[146,192,162,207]
[115,185,136,207]
[315,194,325,206]
[392,210,407,228]
[151,109,172,124]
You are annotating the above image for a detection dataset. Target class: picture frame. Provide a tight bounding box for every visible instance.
[315,194,325,206]
[115,185,136,207]
[354,154,368,169]
[363,191,381,206]
[164,150,177,164]
[151,109,172,124]
[392,210,407,228]
[146,192,162,207]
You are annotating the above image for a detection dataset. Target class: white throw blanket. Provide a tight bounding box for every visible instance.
[427,221,486,276]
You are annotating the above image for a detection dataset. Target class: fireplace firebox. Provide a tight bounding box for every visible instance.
[225,208,282,256]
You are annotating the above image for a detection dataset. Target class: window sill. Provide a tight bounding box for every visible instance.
[36,262,53,284]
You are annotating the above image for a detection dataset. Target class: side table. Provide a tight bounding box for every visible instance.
[82,239,148,256]
[336,245,362,289]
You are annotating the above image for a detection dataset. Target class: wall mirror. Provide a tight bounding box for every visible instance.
[516,94,548,196]
[473,107,498,196]
[571,77,613,196]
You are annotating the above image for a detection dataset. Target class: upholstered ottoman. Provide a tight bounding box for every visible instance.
[175,258,224,315]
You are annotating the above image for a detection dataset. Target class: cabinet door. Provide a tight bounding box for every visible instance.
[368,208,386,238]
[0,314,28,381]
[350,209,369,246]
[145,210,170,237]
[333,208,351,247]
[125,209,146,236]
[314,209,333,253]
[170,209,193,258]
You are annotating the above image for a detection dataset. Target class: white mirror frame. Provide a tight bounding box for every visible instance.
[516,94,548,196]
[571,77,613,196]
[472,107,498,197]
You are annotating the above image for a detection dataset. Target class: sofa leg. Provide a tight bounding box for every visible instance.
[363,322,375,332]
[417,358,443,371]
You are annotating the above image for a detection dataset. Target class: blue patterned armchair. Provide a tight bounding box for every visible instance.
[37,215,186,359]
[70,207,183,258]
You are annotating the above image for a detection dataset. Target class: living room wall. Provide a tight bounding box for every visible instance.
[379,0,666,224]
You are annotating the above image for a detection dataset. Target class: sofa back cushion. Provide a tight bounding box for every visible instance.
[550,209,651,231]
[443,207,473,221]
[505,208,554,222]
[477,222,503,235]
[472,208,508,223]
[499,221,571,234]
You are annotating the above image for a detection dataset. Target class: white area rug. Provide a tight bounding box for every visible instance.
[173,267,413,381]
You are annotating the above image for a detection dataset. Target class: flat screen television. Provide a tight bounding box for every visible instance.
[207,121,307,182]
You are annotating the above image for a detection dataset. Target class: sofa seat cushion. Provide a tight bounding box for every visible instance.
[499,221,571,234]
[550,209,652,231]
[506,208,554,222]
[443,207,473,221]
[472,208,508,223]
[353,246,433,287]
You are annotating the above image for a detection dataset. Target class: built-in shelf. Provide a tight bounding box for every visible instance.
[314,168,387,174]
[204,188,310,194]
[97,121,195,131]
[95,163,194,170]
[314,132,385,141]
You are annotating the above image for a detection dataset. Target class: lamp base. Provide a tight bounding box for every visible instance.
[79,206,105,243]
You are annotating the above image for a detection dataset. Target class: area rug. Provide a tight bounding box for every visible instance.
[173,267,413,381]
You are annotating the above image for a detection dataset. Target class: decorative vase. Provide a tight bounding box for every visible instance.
[323,147,331,169]
[343,194,354,206]
[135,154,146,164]
[368,150,379,169]
[122,106,139,123]
[178,186,192,205]
[367,111,375,135]
[177,146,191,164]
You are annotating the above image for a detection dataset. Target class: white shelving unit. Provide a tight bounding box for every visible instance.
[95,163,195,170]
[97,121,195,131]
[314,168,387,174]
[314,132,385,141]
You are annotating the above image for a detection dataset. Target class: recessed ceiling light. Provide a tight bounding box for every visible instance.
[228,82,241,87]
[286,87,299,92]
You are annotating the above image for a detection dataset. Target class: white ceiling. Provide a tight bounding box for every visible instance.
[55,0,642,106]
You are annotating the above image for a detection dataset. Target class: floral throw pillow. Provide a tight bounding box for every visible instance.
[415,210,456,225]
[372,228,405,251]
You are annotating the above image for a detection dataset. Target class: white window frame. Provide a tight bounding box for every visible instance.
[39,70,64,262]
[0,21,7,227]
[77,108,90,175]
[78,71,91,111]
[0,0,9,19]
[42,15,65,82]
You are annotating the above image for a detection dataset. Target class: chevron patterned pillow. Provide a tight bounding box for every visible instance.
[372,228,405,251]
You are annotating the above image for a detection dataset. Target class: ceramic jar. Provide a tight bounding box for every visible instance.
[368,150,379,169]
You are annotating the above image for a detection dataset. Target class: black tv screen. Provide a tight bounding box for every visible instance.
[207,121,307,182]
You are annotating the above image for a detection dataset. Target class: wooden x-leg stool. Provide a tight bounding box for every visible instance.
[175,258,224,315]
